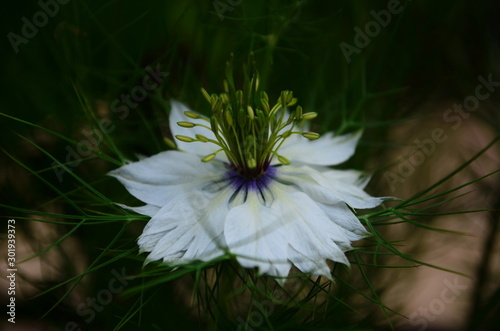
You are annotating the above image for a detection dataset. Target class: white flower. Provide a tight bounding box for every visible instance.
[109,72,384,283]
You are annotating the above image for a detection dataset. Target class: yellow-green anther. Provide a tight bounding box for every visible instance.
[201,88,211,103]
[301,112,317,120]
[221,93,230,104]
[238,107,247,126]
[280,90,293,105]
[247,105,254,120]
[236,90,243,104]
[184,111,200,119]
[163,137,176,149]
[260,98,270,114]
[281,131,292,139]
[210,95,219,109]
[302,132,320,140]
[177,121,195,128]
[201,153,216,162]
[225,110,233,126]
[210,116,218,135]
[287,97,297,106]
[176,135,196,142]
[296,105,303,119]
[261,91,269,103]
[256,109,266,127]
[247,158,257,169]
[195,134,209,142]
[280,91,288,108]
[277,154,290,165]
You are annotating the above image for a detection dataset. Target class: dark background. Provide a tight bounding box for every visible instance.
[1,1,499,330]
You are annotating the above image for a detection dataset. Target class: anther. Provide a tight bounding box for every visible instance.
[302,132,320,140]
[247,106,255,120]
[201,153,217,162]
[175,135,196,143]
[177,121,195,128]
[301,112,317,120]
[277,154,291,165]
[195,134,209,142]
[184,111,201,119]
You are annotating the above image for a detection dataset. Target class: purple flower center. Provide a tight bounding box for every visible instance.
[226,165,277,194]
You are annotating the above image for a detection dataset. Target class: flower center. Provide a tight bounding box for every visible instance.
[175,58,320,180]
[227,165,277,193]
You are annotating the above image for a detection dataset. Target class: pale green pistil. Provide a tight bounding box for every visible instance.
[175,62,319,179]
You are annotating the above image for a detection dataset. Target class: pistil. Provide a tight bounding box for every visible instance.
[175,58,320,181]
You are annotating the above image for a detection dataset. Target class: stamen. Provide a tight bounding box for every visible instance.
[201,154,217,162]
[175,135,196,143]
[184,111,202,119]
[302,132,320,140]
[276,154,290,165]
[301,112,318,120]
[195,134,209,142]
[177,121,195,128]
[174,57,321,179]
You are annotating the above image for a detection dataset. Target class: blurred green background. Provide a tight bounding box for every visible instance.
[1,0,499,330]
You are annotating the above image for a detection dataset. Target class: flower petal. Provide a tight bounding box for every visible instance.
[316,202,370,241]
[224,191,292,279]
[288,246,332,278]
[270,186,352,272]
[109,150,225,207]
[322,169,373,189]
[225,181,358,280]
[139,185,232,264]
[279,165,385,209]
[279,130,362,166]
[117,203,160,217]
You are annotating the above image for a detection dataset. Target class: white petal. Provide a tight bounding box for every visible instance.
[169,100,228,162]
[322,169,373,189]
[279,130,362,166]
[316,202,370,241]
[225,182,356,280]
[288,246,332,279]
[270,186,351,268]
[279,165,385,209]
[224,191,292,279]
[117,203,160,217]
[139,185,232,264]
[109,150,225,207]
